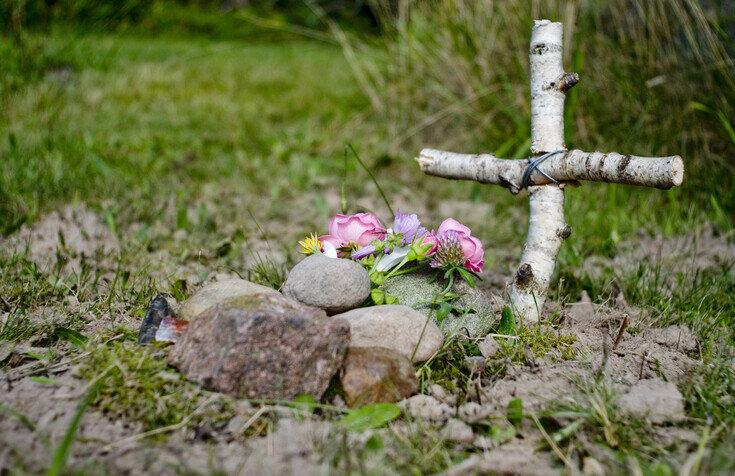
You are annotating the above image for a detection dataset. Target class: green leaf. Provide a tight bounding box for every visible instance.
[292,394,318,419]
[338,403,401,432]
[53,327,88,349]
[498,306,516,336]
[371,288,385,305]
[369,271,385,286]
[176,207,188,230]
[364,434,384,451]
[385,295,399,305]
[436,301,453,322]
[457,268,475,288]
[31,376,69,386]
[506,398,523,427]
[487,425,516,441]
[552,419,584,443]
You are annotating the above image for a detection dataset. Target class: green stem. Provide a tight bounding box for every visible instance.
[440,270,455,295]
[383,256,412,280]
[387,262,427,278]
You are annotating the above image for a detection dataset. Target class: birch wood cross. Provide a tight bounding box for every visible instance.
[416,20,684,322]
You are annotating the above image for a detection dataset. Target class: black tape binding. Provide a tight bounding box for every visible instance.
[521,150,565,188]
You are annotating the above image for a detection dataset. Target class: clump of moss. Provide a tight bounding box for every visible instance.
[517,325,577,361]
[80,341,233,433]
[419,325,577,393]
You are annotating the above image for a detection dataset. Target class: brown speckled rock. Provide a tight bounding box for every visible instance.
[340,347,418,407]
[168,294,349,400]
[178,279,280,321]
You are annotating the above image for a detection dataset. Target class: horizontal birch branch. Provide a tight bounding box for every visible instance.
[417,148,684,194]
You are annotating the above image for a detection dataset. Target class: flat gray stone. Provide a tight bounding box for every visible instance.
[179,279,280,321]
[380,269,500,338]
[334,305,443,363]
[283,254,370,314]
[478,334,500,358]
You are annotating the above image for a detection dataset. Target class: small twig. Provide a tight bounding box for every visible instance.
[612,315,629,350]
[234,406,269,437]
[0,295,10,312]
[598,328,610,377]
[483,333,520,340]
[523,343,540,371]
[639,351,651,380]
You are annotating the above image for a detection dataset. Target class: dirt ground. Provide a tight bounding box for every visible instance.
[0,203,731,475]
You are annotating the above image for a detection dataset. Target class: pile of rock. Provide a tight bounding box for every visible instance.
[148,254,446,407]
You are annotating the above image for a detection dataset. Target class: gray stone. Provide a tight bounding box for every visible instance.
[179,279,280,321]
[380,269,500,338]
[443,418,475,444]
[168,293,349,400]
[340,347,419,407]
[398,394,452,423]
[617,378,685,423]
[138,294,171,344]
[283,254,370,314]
[478,334,500,358]
[335,305,443,363]
[583,457,605,476]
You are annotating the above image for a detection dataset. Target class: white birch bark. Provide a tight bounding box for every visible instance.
[416,149,684,193]
[415,19,684,322]
[509,20,569,323]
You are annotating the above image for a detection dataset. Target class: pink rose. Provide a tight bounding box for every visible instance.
[436,218,484,273]
[319,213,386,257]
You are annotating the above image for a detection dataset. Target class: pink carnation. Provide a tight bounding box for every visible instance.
[319,213,386,257]
[436,218,484,273]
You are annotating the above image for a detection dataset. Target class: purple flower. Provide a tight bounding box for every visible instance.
[350,244,376,260]
[392,210,428,246]
[430,230,467,269]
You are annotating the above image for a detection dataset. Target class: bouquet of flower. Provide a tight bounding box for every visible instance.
[299,210,485,305]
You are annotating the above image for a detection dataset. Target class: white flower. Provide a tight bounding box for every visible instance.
[322,241,339,259]
[374,245,411,272]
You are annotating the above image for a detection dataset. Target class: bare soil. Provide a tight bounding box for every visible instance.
[0,204,728,475]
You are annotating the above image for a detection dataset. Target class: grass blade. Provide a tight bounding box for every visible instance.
[46,385,97,476]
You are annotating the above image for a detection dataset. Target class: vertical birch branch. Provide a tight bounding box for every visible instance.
[509,20,575,322]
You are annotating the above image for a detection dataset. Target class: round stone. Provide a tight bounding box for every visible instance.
[340,346,419,407]
[168,295,349,400]
[283,254,370,314]
[380,269,501,338]
[334,305,443,363]
[179,279,280,321]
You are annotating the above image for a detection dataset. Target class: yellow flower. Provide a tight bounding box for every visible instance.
[299,233,322,255]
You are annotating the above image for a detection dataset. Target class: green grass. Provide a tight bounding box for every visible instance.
[78,341,234,433]
[1,33,367,234]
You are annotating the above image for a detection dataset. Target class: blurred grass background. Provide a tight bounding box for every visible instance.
[1,0,733,278]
